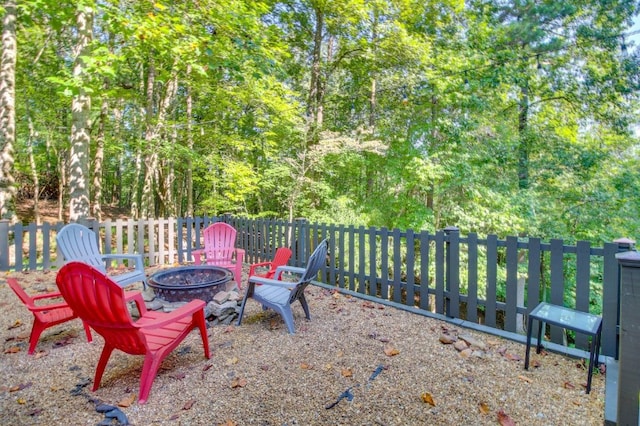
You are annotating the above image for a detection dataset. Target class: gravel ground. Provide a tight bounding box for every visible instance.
[1,267,605,425]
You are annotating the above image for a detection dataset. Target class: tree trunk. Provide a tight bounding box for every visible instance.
[27,117,40,224]
[92,93,108,222]
[112,101,123,206]
[306,7,324,145]
[0,0,17,223]
[186,64,194,217]
[68,7,93,221]
[58,150,67,221]
[140,60,178,219]
[517,82,530,190]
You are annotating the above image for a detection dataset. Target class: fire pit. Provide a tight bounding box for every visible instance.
[148,265,233,303]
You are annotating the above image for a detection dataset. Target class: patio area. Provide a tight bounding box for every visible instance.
[1,266,605,425]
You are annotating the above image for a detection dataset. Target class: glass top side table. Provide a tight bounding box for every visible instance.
[524,302,602,393]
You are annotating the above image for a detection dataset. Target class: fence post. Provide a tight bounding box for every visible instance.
[294,218,308,267]
[444,226,460,318]
[0,220,9,270]
[615,249,640,426]
[611,237,636,360]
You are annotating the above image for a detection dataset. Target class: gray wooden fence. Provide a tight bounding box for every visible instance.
[0,216,629,358]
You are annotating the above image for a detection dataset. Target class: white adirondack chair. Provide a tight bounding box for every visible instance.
[56,223,148,289]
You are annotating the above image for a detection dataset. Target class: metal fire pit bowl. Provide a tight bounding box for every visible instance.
[148,265,233,303]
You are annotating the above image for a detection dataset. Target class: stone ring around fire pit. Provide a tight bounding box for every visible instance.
[148,265,233,303]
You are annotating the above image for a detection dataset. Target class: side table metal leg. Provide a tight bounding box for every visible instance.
[536,318,544,354]
[525,316,534,370]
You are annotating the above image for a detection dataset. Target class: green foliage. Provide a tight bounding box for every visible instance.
[8,0,640,244]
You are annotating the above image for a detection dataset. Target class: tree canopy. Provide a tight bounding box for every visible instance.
[2,0,639,243]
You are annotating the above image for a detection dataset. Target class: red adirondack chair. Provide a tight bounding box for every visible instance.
[192,222,245,288]
[248,247,292,280]
[6,278,92,355]
[56,262,211,404]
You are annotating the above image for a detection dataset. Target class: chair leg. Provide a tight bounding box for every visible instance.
[235,265,243,290]
[139,354,164,404]
[194,311,211,359]
[236,292,250,326]
[82,322,93,343]
[299,295,311,320]
[27,320,46,355]
[278,307,296,334]
[93,345,115,391]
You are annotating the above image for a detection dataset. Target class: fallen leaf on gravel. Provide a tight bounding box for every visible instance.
[17,398,26,404]
[8,319,23,329]
[34,350,48,359]
[518,375,532,383]
[223,326,234,334]
[362,301,375,309]
[530,360,541,368]
[503,352,521,361]
[384,344,400,356]
[341,368,353,377]
[420,392,435,406]
[478,402,490,414]
[17,332,30,340]
[300,362,313,370]
[497,409,516,426]
[572,400,582,406]
[218,420,237,426]
[324,363,333,371]
[183,400,196,410]
[118,393,136,407]
[563,381,575,389]
[4,346,20,354]
[231,377,247,388]
[9,382,32,392]
[225,357,238,366]
[203,364,213,371]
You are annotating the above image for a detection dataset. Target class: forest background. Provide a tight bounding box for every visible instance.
[1,0,639,246]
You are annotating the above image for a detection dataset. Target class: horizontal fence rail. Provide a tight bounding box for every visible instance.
[0,216,628,358]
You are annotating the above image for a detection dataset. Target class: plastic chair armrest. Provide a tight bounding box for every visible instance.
[30,301,72,312]
[102,253,145,270]
[124,291,148,315]
[248,275,298,289]
[273,265,306,279]
[31,291,63,301]
[192,248,205,264]
[234,248,245,262]
[249,261,272,276]
[136,299,205,329]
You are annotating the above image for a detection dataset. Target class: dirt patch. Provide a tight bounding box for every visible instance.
[15,198,130,224]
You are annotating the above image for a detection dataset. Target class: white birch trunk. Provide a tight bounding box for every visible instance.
[0,0,17,222]
[68,7,93,221]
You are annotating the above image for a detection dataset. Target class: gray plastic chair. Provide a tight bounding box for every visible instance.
[56,223,148,289]
[237,239,329,333]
